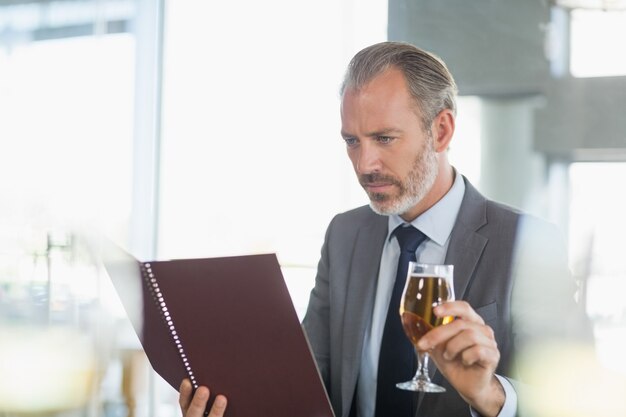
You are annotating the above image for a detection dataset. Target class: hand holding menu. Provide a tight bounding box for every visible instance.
[103,244,334,417]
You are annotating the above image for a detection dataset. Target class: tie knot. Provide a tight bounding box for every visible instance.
[393,225,426,253]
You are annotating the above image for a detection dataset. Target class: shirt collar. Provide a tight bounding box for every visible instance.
[387,169,466,247]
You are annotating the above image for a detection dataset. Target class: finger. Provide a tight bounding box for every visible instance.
[432,337,500,370]
[179,379,194,412]
[440,327,498,364]
[186,386,210,417]
[207,395,228,417]
[455,343,500,368]
[434,301,484,324]
[418,318,491,351]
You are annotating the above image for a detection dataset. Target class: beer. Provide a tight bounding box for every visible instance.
[400,276,454,347]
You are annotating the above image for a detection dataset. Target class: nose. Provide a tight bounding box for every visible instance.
[353,141,382,175]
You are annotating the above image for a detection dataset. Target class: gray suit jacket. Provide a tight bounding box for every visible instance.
[302,177,582,417]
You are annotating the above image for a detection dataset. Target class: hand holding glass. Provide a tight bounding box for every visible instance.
[396,263,455,393]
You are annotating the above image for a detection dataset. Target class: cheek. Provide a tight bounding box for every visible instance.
[391,155,415,177]
[346,149,359,169]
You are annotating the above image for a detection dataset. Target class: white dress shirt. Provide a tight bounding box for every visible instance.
[356,171,517,417]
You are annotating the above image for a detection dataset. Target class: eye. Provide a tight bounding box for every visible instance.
[377,136,394,144]
[343,137,359,147]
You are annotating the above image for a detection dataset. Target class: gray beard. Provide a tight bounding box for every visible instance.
[368,142,439,217]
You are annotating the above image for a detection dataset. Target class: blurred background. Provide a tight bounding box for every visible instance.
[1,0,625,416]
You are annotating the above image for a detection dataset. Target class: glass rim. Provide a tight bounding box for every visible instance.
[408,262,454,271]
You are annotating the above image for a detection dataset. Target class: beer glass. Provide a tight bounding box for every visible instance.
[396,263,454,392]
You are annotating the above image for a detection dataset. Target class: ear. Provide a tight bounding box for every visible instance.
[430,109,455,153]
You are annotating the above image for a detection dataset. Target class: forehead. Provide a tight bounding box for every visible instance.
[340,68,424,132]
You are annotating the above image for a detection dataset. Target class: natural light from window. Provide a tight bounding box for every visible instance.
[569,162,626,374]
[570,9,626,77]
[0,34,134,241]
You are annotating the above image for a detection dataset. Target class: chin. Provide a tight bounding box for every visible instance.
[369,200,400,216]
[369,193,423,217]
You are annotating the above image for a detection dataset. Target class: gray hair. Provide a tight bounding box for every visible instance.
[340,41,458,129]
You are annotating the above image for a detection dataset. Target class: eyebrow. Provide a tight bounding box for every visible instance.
[340,127,403,138]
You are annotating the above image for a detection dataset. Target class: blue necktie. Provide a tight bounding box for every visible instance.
[375,225,427,417]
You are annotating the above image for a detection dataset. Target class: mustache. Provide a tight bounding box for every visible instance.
[359,172,401,187]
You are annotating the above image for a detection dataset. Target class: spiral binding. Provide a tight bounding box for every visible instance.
[142,262,198,389]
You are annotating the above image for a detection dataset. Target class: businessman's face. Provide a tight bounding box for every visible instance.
[340,68,439,219]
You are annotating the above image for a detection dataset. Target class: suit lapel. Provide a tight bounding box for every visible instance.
[445,179,489,300]
[341,214,388,415]
[446,222,488,300]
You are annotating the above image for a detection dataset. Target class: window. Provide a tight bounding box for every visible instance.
[570,9,626,77]
[0,1,138,415]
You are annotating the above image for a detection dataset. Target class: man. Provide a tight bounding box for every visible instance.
[179,42,586,417]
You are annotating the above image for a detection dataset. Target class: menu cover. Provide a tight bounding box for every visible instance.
[102,244,334,417]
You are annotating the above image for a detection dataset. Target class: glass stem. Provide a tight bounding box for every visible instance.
[416,350,431,382]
